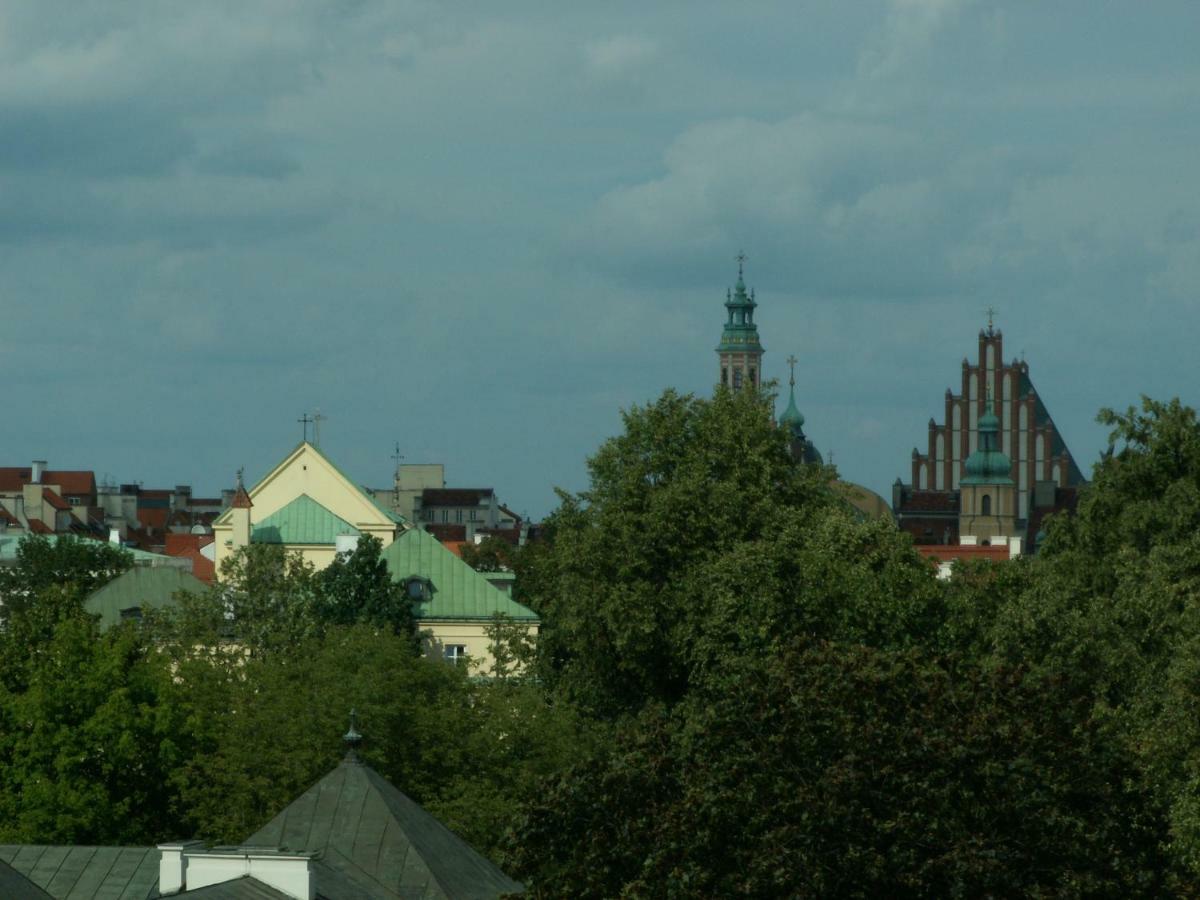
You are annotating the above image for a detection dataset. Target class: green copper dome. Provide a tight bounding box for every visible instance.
[780,382,805,434]
[962,398,1013,485]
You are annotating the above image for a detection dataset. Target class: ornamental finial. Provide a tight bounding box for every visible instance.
[786,354,798,388]
[236,467,244,490]
[985,305,997,335]
[343,708,363,762]
[735,250,747,280]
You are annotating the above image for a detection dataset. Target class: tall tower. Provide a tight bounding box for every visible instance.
[958,394,1017,543]
[716,252,763,390]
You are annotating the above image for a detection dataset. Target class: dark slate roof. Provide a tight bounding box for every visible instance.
[245,758,524,899]
[0,845,159,899]
[0,857,52,898]
[177,876,292,898]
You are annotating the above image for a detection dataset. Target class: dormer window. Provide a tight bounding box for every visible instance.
[405,577,431,602]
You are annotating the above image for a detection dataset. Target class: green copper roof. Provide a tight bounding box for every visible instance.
[246,757,524,898]
[779,383,805,432]
[251,494,360,545]
[963,400,1014,485]
[0,535,183,568]
[84,567,206,630]
[381,528,538,621]
[716,265,763,354]
[0,845,159,899]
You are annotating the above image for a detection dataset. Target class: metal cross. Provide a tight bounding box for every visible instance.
[786,353,798,387]
[236,466,245,488]
[298,413,312,442]
[313,409,327,447]
[391,442,405,472]
[985,305,997,333]
[735,250,747,278]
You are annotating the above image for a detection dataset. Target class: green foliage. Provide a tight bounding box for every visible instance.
[526,386,939,715]
[0,534,131,624]
[508,643,1171,898]
[460,536,515,573]
[0,612,188,845]
[319,534,417,643]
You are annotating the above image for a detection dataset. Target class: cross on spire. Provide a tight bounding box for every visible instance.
[313,408,327,447]
[786,353,798,388]
[298,413,313,443]
[343,708,363,762]
[985,305,997,334]
[735,250,747,280]
[236,466,245,489]
[391,442,405,471]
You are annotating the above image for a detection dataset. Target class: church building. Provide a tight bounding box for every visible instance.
[893,320,1085,546]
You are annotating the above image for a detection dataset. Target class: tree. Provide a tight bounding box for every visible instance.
[0,534,131,625]
[523,386,941,715]
[507,643,1175,897]
[318,534,417,644]
[0,611,189,845]
[459,536,515,573]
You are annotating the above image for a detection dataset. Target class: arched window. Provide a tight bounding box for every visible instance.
[733,369,743,390]
[748,367,756,386]
[981,494,992,515]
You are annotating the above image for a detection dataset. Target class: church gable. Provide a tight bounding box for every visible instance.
[215,443,400,538]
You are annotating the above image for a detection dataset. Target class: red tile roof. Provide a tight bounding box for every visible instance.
[42,489,71,511]
[916,544,1013,564]
[441,540,467,558]
[898,491,959,512]
[231,485,253,509]
[27,519,53,534]
[138,508,170,530]
[164,533,216,583]
[0,468,96,495]
[476,525,521,546]
[426,523,467,542]
[0,507,21,527]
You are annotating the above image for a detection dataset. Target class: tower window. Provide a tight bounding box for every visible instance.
[749,367,756,386]
[733,369,744,390]
[722,366,728,386]
[981,494,992,515]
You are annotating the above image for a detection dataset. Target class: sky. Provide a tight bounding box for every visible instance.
[4,0,1200,517]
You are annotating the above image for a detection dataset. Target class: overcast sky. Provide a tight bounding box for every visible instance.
[4,1,1199,516]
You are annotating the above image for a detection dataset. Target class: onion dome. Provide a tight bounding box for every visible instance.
[962,397,1013,484]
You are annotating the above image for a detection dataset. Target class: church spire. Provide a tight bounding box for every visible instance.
[716,251,763,390]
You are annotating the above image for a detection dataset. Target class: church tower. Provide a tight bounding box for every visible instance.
[958,394,1017,543]
[716,252,763,390]
[780,354,822,464]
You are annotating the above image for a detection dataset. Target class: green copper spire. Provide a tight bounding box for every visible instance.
[962,392,1013,485]
[779,354,805,434]
[716,251,763,355]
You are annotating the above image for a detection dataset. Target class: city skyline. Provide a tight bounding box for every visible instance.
[5,1,1199,517]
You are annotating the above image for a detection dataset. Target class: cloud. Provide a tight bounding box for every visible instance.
[857,0,973,82]
[584,35,658,79]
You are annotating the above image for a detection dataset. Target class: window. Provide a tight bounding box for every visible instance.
[119,607,143,623]
[455,509,463,523]
[749,367,756,386]
[441,509,448,523]
[721,366,728,385]
[469,509,478,522]
[733,369,743,390]
[444,644,467,665]
[405,577,429,601]
[981,494,991,515]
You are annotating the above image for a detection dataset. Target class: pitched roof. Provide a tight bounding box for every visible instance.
[84,567,207,630]
[245,757,524,899]
[425,523,466,542]
[42,489,72,512]
[0,469,95,496]
[214,443,405,528]
[0,845,159,899]
[381,528,537,621]
[916,544,1014,564]
[176,877,293,898]
[0,857,51,899]
[27,520,54,535]
[251,494,360,546]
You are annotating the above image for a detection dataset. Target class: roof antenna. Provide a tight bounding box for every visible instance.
[343,708,363,763]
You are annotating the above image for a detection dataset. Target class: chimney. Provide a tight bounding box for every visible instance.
[172,846,315,899]
[31,460,46,484]
[158,841,206,895]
